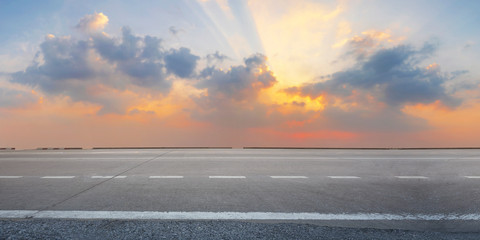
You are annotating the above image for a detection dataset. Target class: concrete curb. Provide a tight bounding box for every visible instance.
[243,147,480,150]
[92,147,233,150]
[0,148,15,150]
[36,148,83,150]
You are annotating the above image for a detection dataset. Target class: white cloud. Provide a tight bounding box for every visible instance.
[76,12,109,34]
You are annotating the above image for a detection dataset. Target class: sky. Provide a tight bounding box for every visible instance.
[0,0,479,149]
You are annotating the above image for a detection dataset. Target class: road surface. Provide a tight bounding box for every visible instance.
[1,148,480,238]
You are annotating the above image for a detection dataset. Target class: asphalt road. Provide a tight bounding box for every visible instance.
[1,149,480,238]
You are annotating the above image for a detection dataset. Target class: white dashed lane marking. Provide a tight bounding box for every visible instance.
[149,176,184,179]
[465,176,480,179]
[270,176,308,179]
[91,176,127,179]
[395,176,428,179]
[209,176,246,179]
[328,176,360,179]
[41,176,75,179]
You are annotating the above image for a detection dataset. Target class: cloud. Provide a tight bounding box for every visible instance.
[190,53,278,128]
[168,26,182,36]
[463,41,475,50]
[142,36,163,59]
[282,40,474,132]
[93,27,142,62]
[76,12,109,34]
[291,42,461,108]
[92,27,169,90]
[197,53,276,101]
[344,29,406,60]
[206,51,229,63]
[9,13,213,115]
[11,35,94,94]
[11,14,199,114]
[164,47,200,78]
[0,88,38,108]
[291,101,305,107]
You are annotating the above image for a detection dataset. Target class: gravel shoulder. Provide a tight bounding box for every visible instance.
[1,219,480,240]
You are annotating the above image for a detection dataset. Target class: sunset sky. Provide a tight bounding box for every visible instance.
[1,0,479,149]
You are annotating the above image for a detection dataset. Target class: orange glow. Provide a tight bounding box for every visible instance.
[338,29,406,52]
[249,0,346,87]
[163,113,209,129]
[2,2,480,150]
[262,89,326,114]
[30,90,44,104]
[285,120,306,128]
[402,99,480,145]
[289,130,356,140]
[251,127,357,141]
[426,63,439,70]
[361,30,391,41]
[403,100,453,115]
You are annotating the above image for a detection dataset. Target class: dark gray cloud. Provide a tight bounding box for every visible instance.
[142,36,163,60]
[0,87,38,108]
[362,45,413,74]
[291,101,305,107]
[291,43,461,108]
[199,66,216,78]
[197,53,276,101]
[11,36,94,94]
[206,51,229,63]
[93,27,144,62]
[281,41,478,133]
[92,27,169,90]
[164,47,200,78]
[244,53,267,69]
[463,41,474,50]
[10,30,167,114]
[451,70,469,79]
[190,53,279,128]
[10,24,205,114]
[169,26,182,36]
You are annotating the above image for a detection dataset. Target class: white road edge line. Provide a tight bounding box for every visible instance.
[395,176,428,179]
[270,176,308,179]
[1,210,480,221]
[465,176,480,179]
[0,158,153,160]
[149,176,184,179]
[41,176,75,179]
[209,176,246,179]
[328,176,360,179]
[0,176,23,178]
